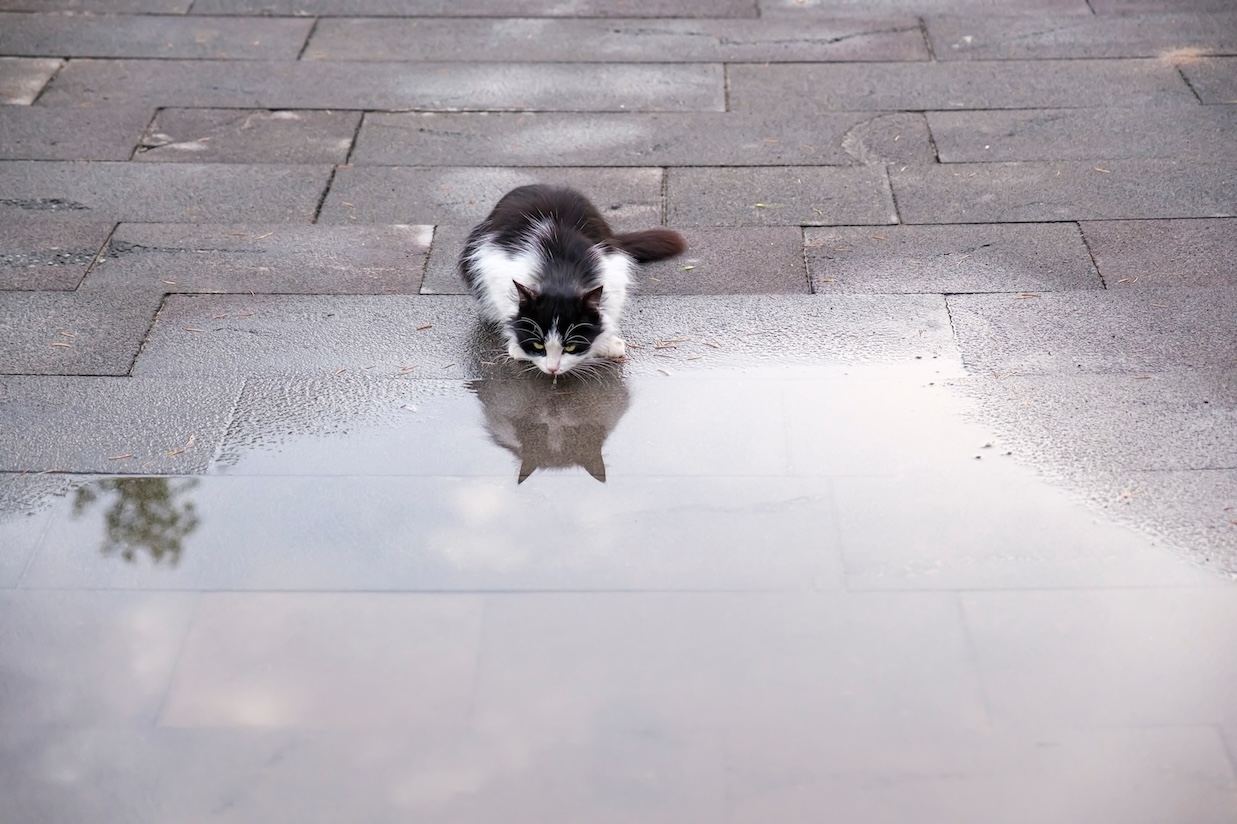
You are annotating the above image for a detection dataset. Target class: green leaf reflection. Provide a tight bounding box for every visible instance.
[72,478,200,566]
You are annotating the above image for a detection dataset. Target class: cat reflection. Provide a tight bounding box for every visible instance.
[470,376,630,483]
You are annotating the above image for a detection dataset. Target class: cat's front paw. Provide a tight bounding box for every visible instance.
[596,335,627,359]
[507,341,529,361]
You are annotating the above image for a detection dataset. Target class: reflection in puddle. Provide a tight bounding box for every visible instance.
[470,376,630,483]
[71,477,200,566]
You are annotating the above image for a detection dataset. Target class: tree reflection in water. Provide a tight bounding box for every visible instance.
[72,477,200,566]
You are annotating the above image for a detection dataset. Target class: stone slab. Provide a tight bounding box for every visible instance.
[0,103,151,161]
[1091,0,1237,11]
[804,223,1100,294]
[928,106,1237,163]
[637,228,809,295]
[1182,57,1237,104]
[304,16,927,62]
[728,59,1195,113]
[0,477,53,587]
[39,59,725,112]
[0,12,312,59]
[0,376,242,472]
[0,57,61,105]
[666,166,897,227]
[927,13,1237,59]
[946,288,1237,374]
[0,0,189,9]
[191,0,757,15]
[351,110,931,167]
[135,108,360,164]
[889,160,1237,223]
[0,161,332,223]
[0,290,161,376]
[1080,218,1237,288]
[0,217,114,290]
[83,223,431,295]
[319,166,664,230]
[761,0,1090,12]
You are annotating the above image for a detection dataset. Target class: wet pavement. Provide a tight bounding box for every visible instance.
[2,1,1237,822]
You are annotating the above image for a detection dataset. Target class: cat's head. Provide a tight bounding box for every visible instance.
[512,281,603,375]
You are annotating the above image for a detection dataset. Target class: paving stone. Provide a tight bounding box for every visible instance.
[0,57,61,105]
[1090,0,1236,11]
[1181,57,1237,104]
[319,166,664,230]
[0,217,114,290]
[638,228,808,295]
[927,13,1237,59]
[728,59,1195,112]
[889,160,1237,223]
[1080,218,1237,288]
[0,161,332,223]
[0,104,152,161]
[805,223,1100,294]
[83,223,432,294]
[304,16,927,62]
[0,376,241,472]
[40,59,725,112]
[0,0,190,9]
[761,0,1090,12]
[666,166,897,227]
[351,110,931,167]
[946,287,1237,374]
[0,476,55,587]
[928,106,1237,163]
[0,290,161,376]
[191,0,757,16]
[0,12,312,59]
[134,109,360,165]
[419,224,470,295]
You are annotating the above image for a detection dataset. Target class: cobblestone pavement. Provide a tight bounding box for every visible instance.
[1,2,1236,821]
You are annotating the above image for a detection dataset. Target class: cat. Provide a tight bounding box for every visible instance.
[459,184,686,376]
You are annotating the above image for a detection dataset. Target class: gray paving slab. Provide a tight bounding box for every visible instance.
[0,161,332,223]
[0,104,152,161]
[927,13,1237,59]
[1081,218,1237,288]
[761,0,1090,12]
[351,110,931,167]
[0,290,161,376]
[890,160,1237,223]
[419,224,470,295]
[637,228,808,295]
[319,166,664,230]
[83,223,431,295]
[805,223,1100,294]
[927,106,1237,163]
[0,12,312,59]
[727,59,1195,113]
[191,0,757,15]
[0,376,241,473]
[135,109,360,165]
[39,59,725,112]
[0,57,61,105]
[0,217,114,290]
[946,288,1237,374]
[0,0,189,9]
[303,16,927,63]
[1182,57,1237,104]
[666,166,897,227]
[132,294,955,378]
[0,476,56,588]
[1091,0,1236,11]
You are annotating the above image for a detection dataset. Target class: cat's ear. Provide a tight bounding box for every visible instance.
[517,455,538,484]
[582,285,604,312]
[513,280,538,304]
[581,448,607,483]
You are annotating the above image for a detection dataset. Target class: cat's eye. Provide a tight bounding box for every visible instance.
[531,342,544,351]
[564,344,577,353]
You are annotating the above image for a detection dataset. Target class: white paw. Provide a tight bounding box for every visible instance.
[507,341,529,361]
[596,335,626,359]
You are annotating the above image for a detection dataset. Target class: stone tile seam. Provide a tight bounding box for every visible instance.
[1177,64,1205,104]
[310,165,338,224]
[1074,220,1108,289]
[915,15,937,62]
[295,15,320,61]
[26,57,64,107]
[150,589,206,728]
[126,107,164,162]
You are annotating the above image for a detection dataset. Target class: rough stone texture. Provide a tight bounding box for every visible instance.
[319,166,664,230]
[0,290,161,376]
[134,109,360,165]
[0,161,332,223]
[0,376,241,473]
[0,12,312,59]
[727,60,1196,113]
[637,228,809,295]
[0,217,115,290]
[1080,218,1237,288]
[192,0,757,16]
[761,0,1090,12]
[927,106,1237,163]
[40,59,725,112]
[0,57,61,105]
[946,288,1237,375]
[0,104,152,161]
[351,111,932,167]
[927,13,1237,59]
[420,224,471,296]
[0,0,189,9]
[1181,57,1237,104]
[304,16,928,63]
[666,166,897,227]
[83,224,432,295]
[890,160,1237,223]
[805,223,1101,294]
[1091,0,1237,12]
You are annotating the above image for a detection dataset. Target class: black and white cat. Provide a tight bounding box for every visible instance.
[459,184,686,376]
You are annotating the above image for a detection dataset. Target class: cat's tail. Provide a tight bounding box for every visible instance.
[611,228,687,264]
